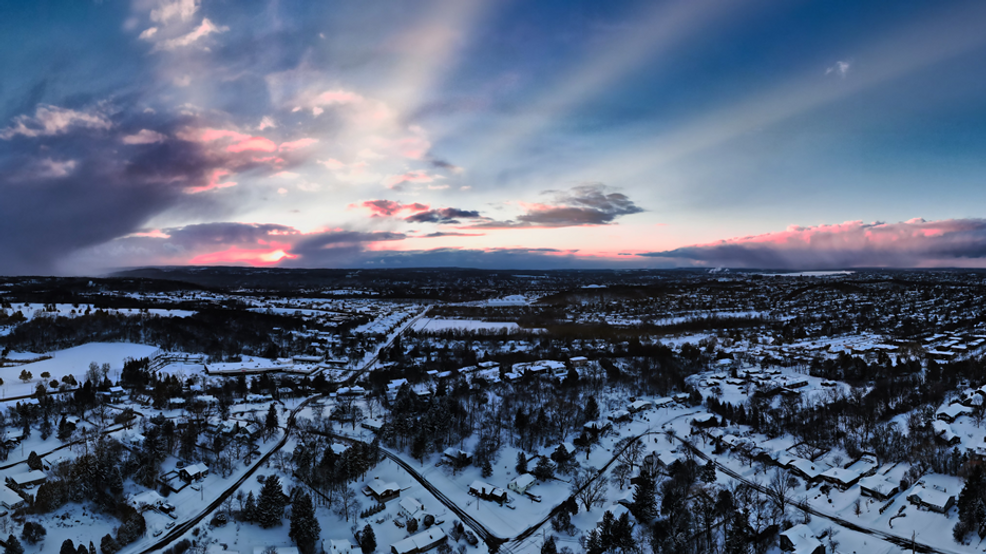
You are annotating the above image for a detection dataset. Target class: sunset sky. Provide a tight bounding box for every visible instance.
[3,0,986,274]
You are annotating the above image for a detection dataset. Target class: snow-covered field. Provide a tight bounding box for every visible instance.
[1,342,159,398]
[412,318,520,333]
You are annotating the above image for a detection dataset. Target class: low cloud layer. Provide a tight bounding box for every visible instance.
[640,218,986,269]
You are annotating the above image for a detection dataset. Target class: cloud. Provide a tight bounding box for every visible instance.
[405,207,483,224]
[122,129,168,144]
[638,218,986,269]
[384,170,434,189]
[419,232,485,238]
[186,168,237,194]
[150,0,199,24]
[431,159,464,174]
[1,105,112,139]
[155,18,228,51]
[354,200,430,217]
[278,138,319,151]
[472,184,644,229]
[36,159,78,178]
[826,60,851,77]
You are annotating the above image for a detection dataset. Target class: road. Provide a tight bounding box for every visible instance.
[667,430,962,554]
[133,306,429,552]
[134,395,321,554]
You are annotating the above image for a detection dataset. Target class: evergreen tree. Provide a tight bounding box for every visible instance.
[533,456,555,481]
[265,403,279,438]
[407,517,419,534]
[956,465,986,541]
[516,452,528,474]
[630,468,657,522]
[77,545,88,554]
[585,396,600,422]
[481,458,493,478]
[21,522,45,544]
[289,493,320,554]
[243,490,257,522]
[360,524,377,554]
[541,535,557,554]
[61,539,76,554]
[26,451,42,471]
[99,533,119,554]
[4,535,24,554]
[256,475,287,528]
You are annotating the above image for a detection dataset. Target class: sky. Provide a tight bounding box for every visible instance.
[3,0,986,274]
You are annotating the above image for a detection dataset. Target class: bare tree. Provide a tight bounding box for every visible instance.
[767,470,798,518]
[571,467,608,513]
[336,486,359,522]
[616,437,644,472]
[612,463,632,490]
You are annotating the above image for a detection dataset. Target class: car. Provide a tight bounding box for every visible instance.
[166,522,175,529]
[160,503,176,513]
[153,528,163,537]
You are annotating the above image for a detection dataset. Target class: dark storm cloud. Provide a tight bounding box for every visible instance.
[0,112,216,274]
[404,208,483,224]
[471,184,644,229]
[637,219,986,269]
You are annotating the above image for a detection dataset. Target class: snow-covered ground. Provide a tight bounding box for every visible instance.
[2,342,159,398]
[412,318,520,333]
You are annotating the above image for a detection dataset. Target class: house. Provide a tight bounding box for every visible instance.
[469,480,507,504]
[908,483,955,513]
[858,475,899,501]
[179,463,209,482]
[365,479,401,502]
[390,528,447,554]
[9,470,47,488]
[399,497,426,521]
[583,420,612,433]
[628,400,653,413]
[362,420,384,433]
[820,467,861,490]
[442,448,472,467]
[569,356,589,368]
[108,386,126,401]
[508,473,536,496]
[779,524,824,554]
[932,420,961,445]
[329,540,357,554]
[608,410,631,423]
[653,397,675,409]
[788,459,825,483]
[937,403,973,423]
[0,486,25,510]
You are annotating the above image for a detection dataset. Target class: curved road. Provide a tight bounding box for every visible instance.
[668,430,961,554]
[136,395,321,553]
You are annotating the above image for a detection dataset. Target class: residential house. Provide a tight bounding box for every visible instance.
[779,524,824,554]
[508,473,536,496]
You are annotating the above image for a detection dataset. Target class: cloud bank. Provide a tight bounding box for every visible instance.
[640,218,986,269]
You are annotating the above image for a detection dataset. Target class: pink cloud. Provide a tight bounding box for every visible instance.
[353,199,431,217]
[317,90,363,105]
[190,245,297,265]
[640,218,986,269]
[186,169,237,194]
[278,138,319,151]
[227,136,278,153]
